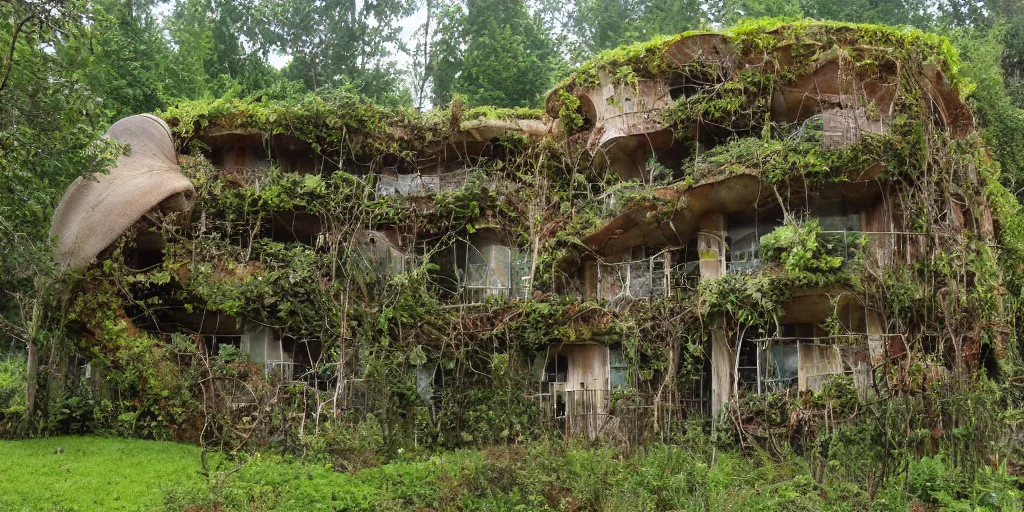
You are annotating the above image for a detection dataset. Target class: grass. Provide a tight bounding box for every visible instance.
[0,436,208,511]
[2,436,1019,511]
[0,436,456,511]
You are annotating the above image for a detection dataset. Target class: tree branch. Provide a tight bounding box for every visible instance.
[0,14,39,94]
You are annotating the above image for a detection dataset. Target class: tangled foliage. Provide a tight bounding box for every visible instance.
[14,22,1023,507]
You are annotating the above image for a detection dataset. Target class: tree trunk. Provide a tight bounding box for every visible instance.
[24,340,38,432]
[22,289,44,434]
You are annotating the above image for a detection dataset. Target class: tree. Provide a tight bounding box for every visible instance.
[569,0,705,58]
[258,0,417,105]
[66,0,172,118]
[0,0,122,431]
[428,1,467,107]
[163,0,285,100]
[717,0,803,26]
[799,0,933,28]
[453,0,560,107]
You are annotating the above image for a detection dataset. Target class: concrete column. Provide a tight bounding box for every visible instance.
[584,260,597,300]
[698,213,727,280]
[710,327,734,419]
[700,213,732,420]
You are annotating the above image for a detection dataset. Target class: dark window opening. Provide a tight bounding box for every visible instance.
[201,334,242,357]
[545,354,569,384]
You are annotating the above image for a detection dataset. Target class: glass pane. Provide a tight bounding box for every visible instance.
[628,261,651,297]
[610,367,628,389]
[420,175,440,193]
[488,245,511,288]
[416,363,437,403]
[244,333,266,362]
[609,347,627,368]
[769,343,798,383]
[466,244,488,287]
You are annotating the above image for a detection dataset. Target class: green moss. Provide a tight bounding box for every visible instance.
[684,127,910,187]
[759,219,852,278]
[662,67,774,132]
[553,31,706,93]
[556,90,584,134]
[462,106,545,121]
[549,20,971,116]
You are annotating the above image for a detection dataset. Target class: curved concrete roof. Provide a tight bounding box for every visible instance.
[51,114,195,270]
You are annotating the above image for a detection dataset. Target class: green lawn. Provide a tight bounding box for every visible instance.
[0,436,449,511]
[2,436,1018,511]
[0,436,208,511]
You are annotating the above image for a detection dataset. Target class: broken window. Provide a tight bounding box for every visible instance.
[464,243,512,302]
[609,347,629,389]
[744,323,872,396]
[456,229,531,304]
[361,231,417,278]
[727,210,781,273]
[668,245,701,294]
[201,334,242,357]
[376,172,425,196]
[678,335,712,416]
[595,246,667,302]
[762,341,799,393]
[242,323,294,380]
[376,169,488,197]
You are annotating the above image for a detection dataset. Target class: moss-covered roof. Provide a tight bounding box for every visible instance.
[546,19,969,115]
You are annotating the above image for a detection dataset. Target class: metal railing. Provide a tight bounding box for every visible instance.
[374,169,498,197]
[594,248,699,302]
[744,335,872,397]
[726,229,930,274]
[264,361,297,381]
[537,386,611,438]
[462,285,515,304]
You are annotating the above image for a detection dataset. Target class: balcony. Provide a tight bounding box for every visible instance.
[737,335,872,398]
[726,228,933,276]
[444,233,532,305]
[591,247,700,303]
[374,169,498,197]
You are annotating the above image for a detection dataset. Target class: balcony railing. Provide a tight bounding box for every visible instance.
[594,249,699,302]
[462,285,516,304]
[741,335,872,397]
[375,169,497,197]
[264,361,298,381]
[726,229,924,275]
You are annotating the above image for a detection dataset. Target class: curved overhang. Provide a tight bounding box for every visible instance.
[781,287,859,325]
[584,172,765,255]
[456,117,560,142]
[191,126,312,152]
[584,163,885,256]
[51,114,196,271]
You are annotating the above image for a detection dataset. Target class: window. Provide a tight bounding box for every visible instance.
[465,244,512,296]
[763,342,798,392]
[544,354,569,384]
[201,334,241,356]
[609,347,629,390]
